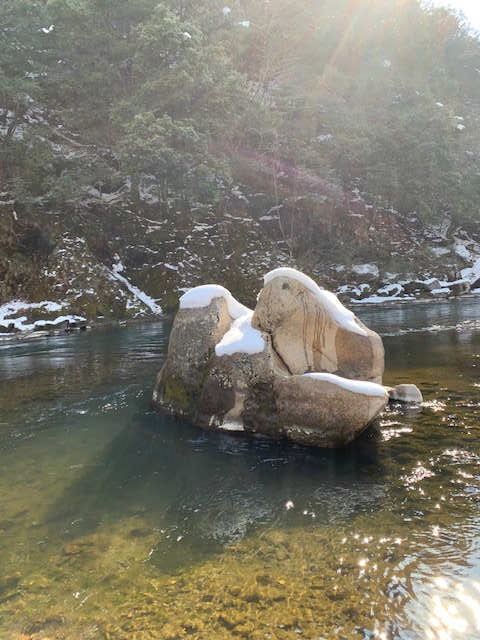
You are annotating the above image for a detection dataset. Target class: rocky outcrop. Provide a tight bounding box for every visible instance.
[153,269,418,447]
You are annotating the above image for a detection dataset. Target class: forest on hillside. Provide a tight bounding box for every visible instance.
[2,0,480,311]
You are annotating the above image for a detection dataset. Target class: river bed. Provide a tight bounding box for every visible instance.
[0,299,479,639]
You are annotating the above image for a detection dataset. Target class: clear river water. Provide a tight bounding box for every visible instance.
[0,299,479,640]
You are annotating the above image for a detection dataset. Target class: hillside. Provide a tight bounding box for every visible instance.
[2,0,480,329]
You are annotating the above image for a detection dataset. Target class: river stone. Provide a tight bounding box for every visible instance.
[449,281,470,297]
[388,384,423,404]
[243,372,388,446]
[152,296,232,418]
[272,374,388,447]
[251,273,384,383]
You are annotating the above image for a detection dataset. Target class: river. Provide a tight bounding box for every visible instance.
[0,299,479,639]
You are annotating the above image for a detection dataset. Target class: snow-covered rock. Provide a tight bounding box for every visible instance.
[151,269,418,447]
[254,268,384,383]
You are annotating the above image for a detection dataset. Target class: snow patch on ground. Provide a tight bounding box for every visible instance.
[377,283,404,297]
[303,372,388,398]
[461,258,480,284]
[0,300,64,318]
[111,258,162,314]
[454,239,473,261]
[430,246,450,257]
[352,263,380,278]
[264,267,367,336]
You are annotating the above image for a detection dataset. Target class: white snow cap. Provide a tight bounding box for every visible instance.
[215,310,265,356]
[180,285,265,356]
[304,372,388,398]
[180,284,250,319]
[263,267,367,336]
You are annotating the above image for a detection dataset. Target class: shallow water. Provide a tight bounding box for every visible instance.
[0,301,479,639]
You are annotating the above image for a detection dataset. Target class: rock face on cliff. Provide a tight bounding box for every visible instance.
[153,269,394,447]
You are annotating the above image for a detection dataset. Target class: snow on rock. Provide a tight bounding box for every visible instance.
[376,283,403,297]
[111,258,162,314]
[218,420,245,432]
[352,263,380,278]
[303,372,388,398]
[180,284,250,319]
[33,315,86,328]
[231,185,249,202]
[181,284,265,356]
[215,310,265,357]
[264,267,368,336]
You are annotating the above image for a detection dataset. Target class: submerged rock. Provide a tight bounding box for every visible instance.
[153,268,416,447]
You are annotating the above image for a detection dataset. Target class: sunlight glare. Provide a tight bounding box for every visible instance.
[430,0,480,31]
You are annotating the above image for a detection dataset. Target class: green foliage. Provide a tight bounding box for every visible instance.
[2,0,480,225]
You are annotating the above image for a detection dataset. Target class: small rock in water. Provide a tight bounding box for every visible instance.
[388,384,423,404]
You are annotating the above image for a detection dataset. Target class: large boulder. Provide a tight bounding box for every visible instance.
[252,268,384,383]
[153,269,402,447]
[244,372,388,447]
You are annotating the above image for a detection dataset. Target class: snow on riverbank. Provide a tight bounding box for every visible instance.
[0,300,86,332]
